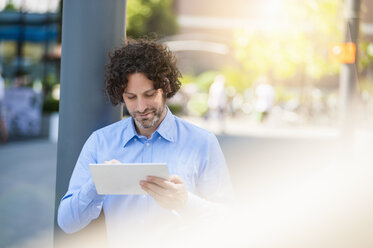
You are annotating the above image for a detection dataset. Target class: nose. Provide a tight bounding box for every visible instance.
[137,98,147,113]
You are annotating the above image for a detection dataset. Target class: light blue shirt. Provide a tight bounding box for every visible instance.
[58,108,233,245]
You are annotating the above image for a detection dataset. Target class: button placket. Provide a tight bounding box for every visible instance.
[143,140,152,162]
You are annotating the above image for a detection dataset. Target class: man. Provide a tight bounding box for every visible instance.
[58,39,233,246]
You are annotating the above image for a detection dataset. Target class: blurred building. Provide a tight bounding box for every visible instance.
[0,11,60,78]
[361,0,373,80]
[362,0,373,42]
[0,9,61,138]
[170,0,269,75]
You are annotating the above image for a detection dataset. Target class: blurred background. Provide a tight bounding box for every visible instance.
[0,0,373,247]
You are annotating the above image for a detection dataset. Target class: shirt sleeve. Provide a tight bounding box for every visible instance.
[177,133,235,217]
[57,132,105,234]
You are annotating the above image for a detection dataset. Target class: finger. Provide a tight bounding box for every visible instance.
[140,180,167,194]
[140,182,154,195]
[147,176,175,189]
[143,181,171,196]
[141,183,169,205]
[141,183,159,199]
[170,175,184,184]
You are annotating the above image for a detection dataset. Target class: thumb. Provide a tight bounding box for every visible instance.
[170,175,183,184]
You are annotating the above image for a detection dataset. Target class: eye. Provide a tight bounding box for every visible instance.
[126,95,136,100]
[145,90,157,97]
[145,92,156,97]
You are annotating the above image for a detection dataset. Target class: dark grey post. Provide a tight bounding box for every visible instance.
[53,0,126,246]
[339,0,360,145]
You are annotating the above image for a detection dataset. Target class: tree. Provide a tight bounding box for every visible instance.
[233,0,345,85]
[3,0,18,11]
[126,0,178,39]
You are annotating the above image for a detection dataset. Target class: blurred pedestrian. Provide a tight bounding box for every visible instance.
[0,66,8,142]
[254,76,274,123]
[208,74,226,132]
[13,69,30,87]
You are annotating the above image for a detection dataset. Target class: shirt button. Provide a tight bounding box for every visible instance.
[146,143,149,147]
[158,137,161,140]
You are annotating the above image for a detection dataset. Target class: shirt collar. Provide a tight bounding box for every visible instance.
[122,106,177,147]
[155,106,177,143]
[122,118,137,148]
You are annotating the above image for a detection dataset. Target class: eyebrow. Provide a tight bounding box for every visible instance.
[124,88,156,95]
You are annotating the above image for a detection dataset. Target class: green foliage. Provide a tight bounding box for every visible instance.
[180,72,216,116]
[3,0,17,11]
[233,0,344,83]
[168,104,183,116]
[187,93,209,117]
[221,66,253,93]
[43,73,59,99]
[179,74,196,85]
[287,0,343,37]
[275,85,298,102]
[359,41,373,70]
[41,73,59,113]
[127,0,178,38]
[359,78,373,94]
[42,98,59,113]
[193,71,219,92]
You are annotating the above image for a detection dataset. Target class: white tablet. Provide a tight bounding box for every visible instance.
[89,163,169,195]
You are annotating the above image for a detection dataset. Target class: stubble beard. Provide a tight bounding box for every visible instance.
[132,104,166,129]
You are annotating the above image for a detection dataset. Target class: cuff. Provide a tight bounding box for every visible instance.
[174,192,208,217]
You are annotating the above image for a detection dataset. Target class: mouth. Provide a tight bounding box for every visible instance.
[137,111,154,118]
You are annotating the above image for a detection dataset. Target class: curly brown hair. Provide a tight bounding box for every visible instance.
[105,39,182,105]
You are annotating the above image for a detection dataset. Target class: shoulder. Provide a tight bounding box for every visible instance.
[91,117,131,141]
[173,116,223,160]
[174,116,217,143]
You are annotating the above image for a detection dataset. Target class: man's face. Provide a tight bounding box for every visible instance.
[122,73,166,130]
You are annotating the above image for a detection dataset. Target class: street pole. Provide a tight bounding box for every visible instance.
[339,0,360,147]
[53,0,126,247]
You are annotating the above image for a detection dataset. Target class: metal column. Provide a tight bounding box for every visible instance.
[54,0,126,246]
[339,0,360,145]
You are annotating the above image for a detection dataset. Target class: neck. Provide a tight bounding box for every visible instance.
[136,107,167,139]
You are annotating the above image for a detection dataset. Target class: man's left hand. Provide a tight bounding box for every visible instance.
[140,175,188,210]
